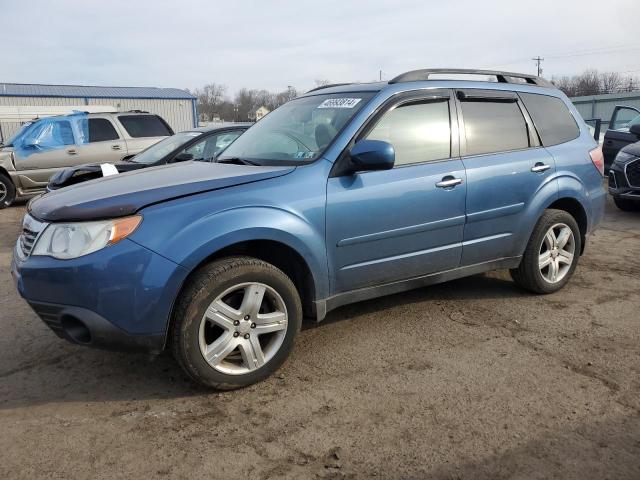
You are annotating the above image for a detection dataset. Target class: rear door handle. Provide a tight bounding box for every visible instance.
[66,148,77,155]
[531,163,551,173]
[111,145,121,151]
[435,177,463,188]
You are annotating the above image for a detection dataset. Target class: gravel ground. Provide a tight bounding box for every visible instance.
[0,197,639,480]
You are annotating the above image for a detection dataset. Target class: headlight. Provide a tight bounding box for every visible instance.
[32,215,142,259]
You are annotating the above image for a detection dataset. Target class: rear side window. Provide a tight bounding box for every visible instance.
[118,115,173,138]
[88,118,119,142]
[519,93,579,146]
[460,100,529,156]
[366,100,451,166]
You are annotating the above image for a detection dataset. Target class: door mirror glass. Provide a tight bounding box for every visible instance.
[348,139,395,173]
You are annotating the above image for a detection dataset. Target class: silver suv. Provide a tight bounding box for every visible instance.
[0,111,173,208]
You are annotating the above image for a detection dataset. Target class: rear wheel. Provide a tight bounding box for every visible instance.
[0,174,16,209]
[171,256,302,389]
[511,209,581,294]
[613,196,640,212]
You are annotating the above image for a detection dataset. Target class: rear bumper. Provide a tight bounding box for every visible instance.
[11,237,189,353]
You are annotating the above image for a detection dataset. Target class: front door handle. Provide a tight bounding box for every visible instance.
[66,148,77,155]
[435,177,463,188]
[111,145,121,151]
[531,163,551,173]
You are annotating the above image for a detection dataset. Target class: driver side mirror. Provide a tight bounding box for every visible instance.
[630,124,640,138]
[171,152,194,163]
[347,140,395,173]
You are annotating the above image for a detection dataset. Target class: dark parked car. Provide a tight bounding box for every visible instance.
[47,124,249,191]
[608,126,640,211]
[603,105,640,171]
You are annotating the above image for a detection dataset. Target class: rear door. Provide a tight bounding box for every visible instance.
[326,90,467,293]
[456,89,556,266]
[603,106,640,169]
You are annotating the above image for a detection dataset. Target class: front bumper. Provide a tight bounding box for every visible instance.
[609,163,640,202]
[11,237,189,353]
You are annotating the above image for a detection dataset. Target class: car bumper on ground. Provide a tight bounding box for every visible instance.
[11,238,189,353]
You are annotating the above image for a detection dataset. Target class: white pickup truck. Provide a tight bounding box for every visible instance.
[0,110,173,208]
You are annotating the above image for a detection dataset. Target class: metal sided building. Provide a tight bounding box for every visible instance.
[571,90,640,130]
[0,83,197,141]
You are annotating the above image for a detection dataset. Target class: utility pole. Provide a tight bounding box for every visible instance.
[379,69,382,81]
[532,56,544,77]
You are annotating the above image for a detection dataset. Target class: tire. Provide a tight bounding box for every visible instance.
[0,174,16,209]
[171,256,302,389]
[613,196,640,212]
[510,209,582,294]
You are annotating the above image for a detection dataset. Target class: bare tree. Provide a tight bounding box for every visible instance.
[552,69,640,97]
[600,72,623,94]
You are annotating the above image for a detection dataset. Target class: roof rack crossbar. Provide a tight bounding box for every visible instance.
[389,69,553,87]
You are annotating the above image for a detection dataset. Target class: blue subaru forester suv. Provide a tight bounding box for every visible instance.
[11,69,606,389]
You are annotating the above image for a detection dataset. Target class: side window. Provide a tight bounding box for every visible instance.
[87,118,119,142]
[519,93,579,146]
[182,131,242,161]
[118,115,173,138]
[460,99,529,156]
[24,119,75,148]
[365,100,451,166]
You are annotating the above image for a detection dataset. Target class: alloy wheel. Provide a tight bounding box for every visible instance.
[198,282,288,375]
[538,223,575,284]
[0,182,6,202]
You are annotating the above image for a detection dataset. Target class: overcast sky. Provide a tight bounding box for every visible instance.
[1,0,638,95]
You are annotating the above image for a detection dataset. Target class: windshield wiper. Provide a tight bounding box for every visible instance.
[217,157,260,166]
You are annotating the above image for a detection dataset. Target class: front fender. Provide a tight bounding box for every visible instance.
[134,205,329,300]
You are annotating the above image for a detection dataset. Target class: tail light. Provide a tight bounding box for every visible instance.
[589,147,604,177]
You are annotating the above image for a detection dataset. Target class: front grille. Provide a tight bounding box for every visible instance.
[626,159,640,188]
[17,214,47,259]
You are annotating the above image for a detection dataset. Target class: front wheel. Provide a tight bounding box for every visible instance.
[0,174,16,209]
[171,256,302,389]
[510,209,581,294]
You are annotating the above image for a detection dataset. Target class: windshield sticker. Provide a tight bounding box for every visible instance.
[317,98,362,109]
[294,151,315,159]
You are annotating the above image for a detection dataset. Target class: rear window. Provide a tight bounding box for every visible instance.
[519,93,579,146]
[88,118,119,142]
[461,100,529,156]
[117,115,173,138]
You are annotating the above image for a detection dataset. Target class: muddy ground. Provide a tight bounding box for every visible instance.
[0,197,638,480]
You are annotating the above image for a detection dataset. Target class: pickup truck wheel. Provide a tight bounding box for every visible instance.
[613,196,640,212]
[0,174,16,209]
[510,209,581,294]
[171,256,302,390]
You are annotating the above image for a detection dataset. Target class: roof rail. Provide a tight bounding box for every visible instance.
[389,69,553,87]
[306,83,353,93]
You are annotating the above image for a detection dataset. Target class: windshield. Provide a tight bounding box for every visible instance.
[3,121,36,147]
[131,131,203,164]
[218,92,376,165]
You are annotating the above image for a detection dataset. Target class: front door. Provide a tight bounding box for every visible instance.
[326,91,467,293]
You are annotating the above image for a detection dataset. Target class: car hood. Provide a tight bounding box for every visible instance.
[620,141,640,158]
[48,161,144,190]
[29,161,294,222]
